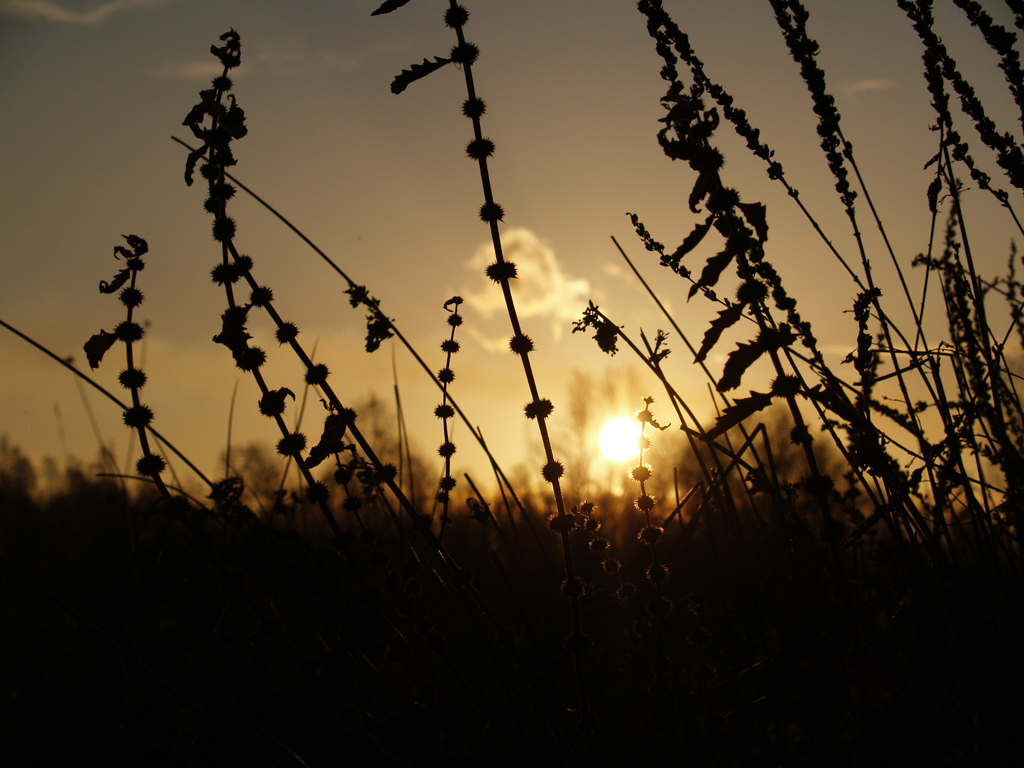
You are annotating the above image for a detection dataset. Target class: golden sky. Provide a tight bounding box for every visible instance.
[2,0,1022,496]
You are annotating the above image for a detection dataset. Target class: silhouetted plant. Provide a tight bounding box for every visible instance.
[433,297,463,540]
[376,0,593,731]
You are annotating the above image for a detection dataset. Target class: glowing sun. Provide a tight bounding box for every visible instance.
[599,416,642,462]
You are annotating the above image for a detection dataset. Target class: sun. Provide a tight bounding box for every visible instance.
[599,416,642,462]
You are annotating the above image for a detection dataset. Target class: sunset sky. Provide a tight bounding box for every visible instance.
[3,0,1022,497]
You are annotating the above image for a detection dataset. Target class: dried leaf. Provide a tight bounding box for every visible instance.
[717,338,767,393]
[665,215,715,270]
[84,330,117,370]
[696,304,743,364]
[182,102,206,128]
[99,268,131,295]
[804,383,861,425]
[688,167,716,213]
[737,202,768,243]
[122,234,148,256]
[364,311,394,353]
[702,390,773,441]
[688,245,736,300]
[184,145,207,186]
[305,413,349,468]
[927,176,942,214]
[371,0,412,15]
[391,56,451,95]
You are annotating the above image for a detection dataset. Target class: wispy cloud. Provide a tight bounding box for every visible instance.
[844,78,897,96]
[252,37,401,75]
[0,0,161,24]
[464,228,590,346]
[255,48,361,74]
[154,31,371,82]
[155,60,241,81]
[464,326,511,354]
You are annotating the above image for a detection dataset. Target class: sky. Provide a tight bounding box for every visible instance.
[2,0,1023,499]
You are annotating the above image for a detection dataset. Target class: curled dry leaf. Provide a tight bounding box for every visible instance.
[84,330,118,370]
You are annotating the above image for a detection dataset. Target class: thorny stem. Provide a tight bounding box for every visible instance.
[436,298,462,543]
[446,0,590,728]
[632,398,669,713]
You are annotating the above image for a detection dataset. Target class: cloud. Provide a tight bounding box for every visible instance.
[464,228,590,344]
[602,263,624,278]
[844,78,897,96]
[154,38,376,82]
[154,60,233,80]
[0,0,161,24]
[251,38,403,75]
[463,326,512,354]
[255,47,362,74]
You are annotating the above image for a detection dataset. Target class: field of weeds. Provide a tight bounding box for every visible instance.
[3,1,1024,765]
